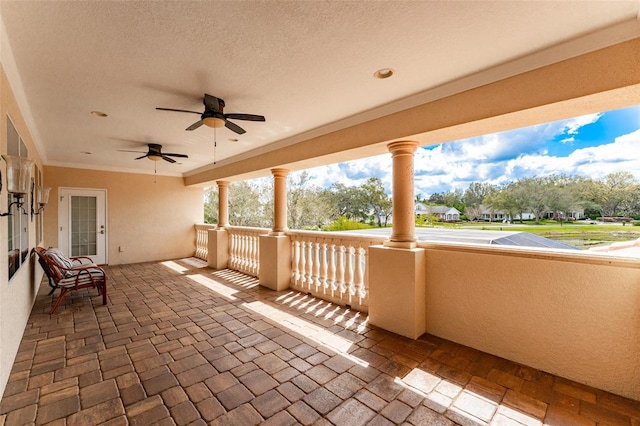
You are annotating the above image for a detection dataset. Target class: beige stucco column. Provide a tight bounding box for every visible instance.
[387,140,418,247]
[271,168,289,234]
[216,180,229,228]
[208,180,230,269]
[259,168,291,291]
[369,139,426,339]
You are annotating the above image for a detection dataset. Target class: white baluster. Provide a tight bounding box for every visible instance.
[353,244,364,300]
[335,244,344,293]
[253,234,260,277]
[242,233,249,274]
[292,239,300,286]
[319,240,328,290]
[300,241,307,289]
[362,243,372,305]
[228,232,236,269]
[344,245,353,298]
[313,241,321,289]
[327,243,336,291]
[305,240,314,288]
[249,234,256,276]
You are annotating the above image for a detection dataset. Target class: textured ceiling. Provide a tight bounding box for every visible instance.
[0,1,638,178]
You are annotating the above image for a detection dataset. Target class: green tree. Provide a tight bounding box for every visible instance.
[447,189,465,213]
[463,182,497,208]
[520,177,549,224]
[484,187,517,223]
[361,177,392,227]
[287,171,332,229]
[228,180,272,227]
[586,171,637,218]
[204,186,218,224]
[320,183,369,222]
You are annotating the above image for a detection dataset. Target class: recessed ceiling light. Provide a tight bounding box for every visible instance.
[229,138,239,142]
[90,111,108,117]
[374,68,394,79]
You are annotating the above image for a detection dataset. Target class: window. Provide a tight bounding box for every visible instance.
[6,116,29,279]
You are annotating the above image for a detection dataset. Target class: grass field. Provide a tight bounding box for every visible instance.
[443,220,640,248]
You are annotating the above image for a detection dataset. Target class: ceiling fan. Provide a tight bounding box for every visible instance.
[118,143,188,163]
[156,93,266,134]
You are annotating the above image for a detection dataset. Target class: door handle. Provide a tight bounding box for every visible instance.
[100,230,105,234]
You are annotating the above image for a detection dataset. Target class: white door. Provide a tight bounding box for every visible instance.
[58,188,107,264]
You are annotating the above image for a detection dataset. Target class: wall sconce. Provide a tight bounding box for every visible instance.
[0,155,34,216]
[32,185,51,216]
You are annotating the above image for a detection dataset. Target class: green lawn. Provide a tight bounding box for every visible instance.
[436,220,640,248]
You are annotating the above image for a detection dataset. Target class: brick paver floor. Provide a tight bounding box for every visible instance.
[1,258,639,425]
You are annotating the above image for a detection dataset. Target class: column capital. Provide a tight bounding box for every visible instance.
[270,168,290,177]
[216,180,230,189]
[387,140,418,155]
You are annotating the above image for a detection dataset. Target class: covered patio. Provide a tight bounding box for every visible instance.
[1,2,639,424]
[1,258,638,425]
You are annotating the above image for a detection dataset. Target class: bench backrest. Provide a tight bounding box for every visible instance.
[34,247,65,282]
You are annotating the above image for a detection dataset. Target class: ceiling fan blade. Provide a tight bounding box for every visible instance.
[204,94,221,112]
[156,107,201,115]
[134,154,149,160]
[161,155,177,163]
[186,120,204,131]
[224,119,246,135]
[225,113,265,122]
[118,149,147,153]
[163,153,189,158]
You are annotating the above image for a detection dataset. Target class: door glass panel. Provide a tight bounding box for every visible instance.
[71,196,97,256]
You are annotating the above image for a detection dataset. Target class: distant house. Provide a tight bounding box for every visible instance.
[478,205,535,222]
[415,203,461,222]
[545,209,586,220]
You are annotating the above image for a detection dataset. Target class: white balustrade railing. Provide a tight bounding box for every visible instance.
[194,224,217,260]
[227,226,270,277]
[287,231,386,312]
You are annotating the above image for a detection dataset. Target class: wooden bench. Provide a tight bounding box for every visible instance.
[34,247,108,314]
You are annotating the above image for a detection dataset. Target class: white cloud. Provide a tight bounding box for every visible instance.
[507,128,640,180]
[560,137,574,144]
[265,110,634,197]
[563,113,602,134]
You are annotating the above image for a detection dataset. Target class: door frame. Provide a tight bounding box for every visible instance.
[58,187,108,264]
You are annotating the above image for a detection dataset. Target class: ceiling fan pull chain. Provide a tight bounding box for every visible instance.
[213,127,217,165]
[154,161,157,184]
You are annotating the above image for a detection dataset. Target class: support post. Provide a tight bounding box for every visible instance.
[369,140,426,339]
[207,228,229,269]
[387,141,418,247]
[216,180,229,229]
[259,168,291,290]
[271,168,289,235]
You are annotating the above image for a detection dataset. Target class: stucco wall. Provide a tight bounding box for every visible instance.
[0,66,45,398]
[421,244,640,401]
[43,166,203,265]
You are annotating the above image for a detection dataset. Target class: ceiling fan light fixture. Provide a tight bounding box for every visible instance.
[202,116,225,128]
[147,154,162,161]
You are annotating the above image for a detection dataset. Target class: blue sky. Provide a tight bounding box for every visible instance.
[295,104,640,197]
